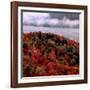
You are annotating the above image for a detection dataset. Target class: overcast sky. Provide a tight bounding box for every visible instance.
[49,12,80,20]
[22,11,80,28]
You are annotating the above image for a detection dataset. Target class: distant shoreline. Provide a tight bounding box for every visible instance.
[23,26,79,42]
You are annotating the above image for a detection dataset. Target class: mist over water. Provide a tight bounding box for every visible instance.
[23,26,79,42]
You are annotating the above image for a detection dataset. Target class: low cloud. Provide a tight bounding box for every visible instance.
[23,12,79,28]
